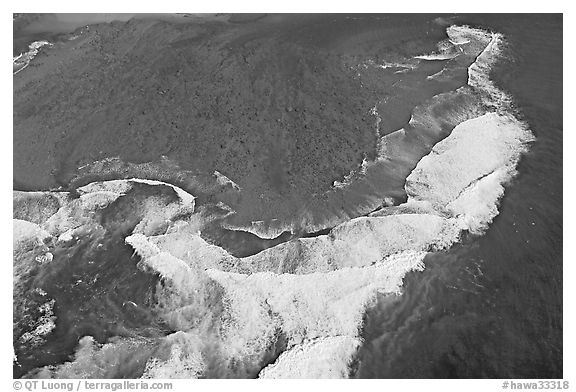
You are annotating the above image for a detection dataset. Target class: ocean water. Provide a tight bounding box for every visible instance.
[356,14,563,378]
[13,14,562,378]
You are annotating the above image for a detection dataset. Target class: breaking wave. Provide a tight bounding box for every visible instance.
[13,24,534,379]
[13,40,52,75]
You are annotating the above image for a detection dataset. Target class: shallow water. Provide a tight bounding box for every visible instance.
[13,14,562,378]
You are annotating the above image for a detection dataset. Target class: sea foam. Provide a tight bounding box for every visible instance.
[13,41,52,75]
[14,24,534,379]
[258,336,361,379]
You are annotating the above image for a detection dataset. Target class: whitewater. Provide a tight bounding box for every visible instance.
[13,25,534,378]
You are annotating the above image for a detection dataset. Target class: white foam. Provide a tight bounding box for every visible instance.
[259,336,361,379]
[126,233,199,294]
[14,178,198,243]
[214,171,241,191]
[78,178,196,210]
[13,191,69,225]
[57,230,75,243]
[78,191,124,210]
[240,214,460,273]
[135,208,460,277]
[13,220,56,352]
[126,178,196,209]
[332,155,371,189]
[26,336,152,378]
[147,229,233,270]
[414,53,459,61]
[222,220,288,240]
[13,219,54,274]
[414,39,461,61]
[41,197,106,237]
[446,166,511,234]
[364,59,417,71]
[13,40,52,75]
[205,251,425,362]
[14,23,535,379]
[78,179,197,236]
[449,38,470,45]
[331,29,493,199]
[426,67,450,81]
[199,23,533,377]
[331,103,374,190]
[125,232,227,339]
[142,332,205,379]
[77,180,133,195]
[18,299,56,347]
[405,112,533,213]
[13,219,51,249]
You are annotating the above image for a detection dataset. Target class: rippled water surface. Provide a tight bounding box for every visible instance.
[13,14,562,378]
[356,14,562,378]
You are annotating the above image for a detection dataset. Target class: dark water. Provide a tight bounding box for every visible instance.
[13,186,182,378]
[13,14,562,378]
[356,14,563,378]
[15,235,161,378]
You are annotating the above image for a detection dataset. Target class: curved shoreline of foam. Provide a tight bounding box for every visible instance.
[13,41,52,75]
[245,25,535,378]
[248,24,497,241]
[13,24,535,379]
[46,24,499,241]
